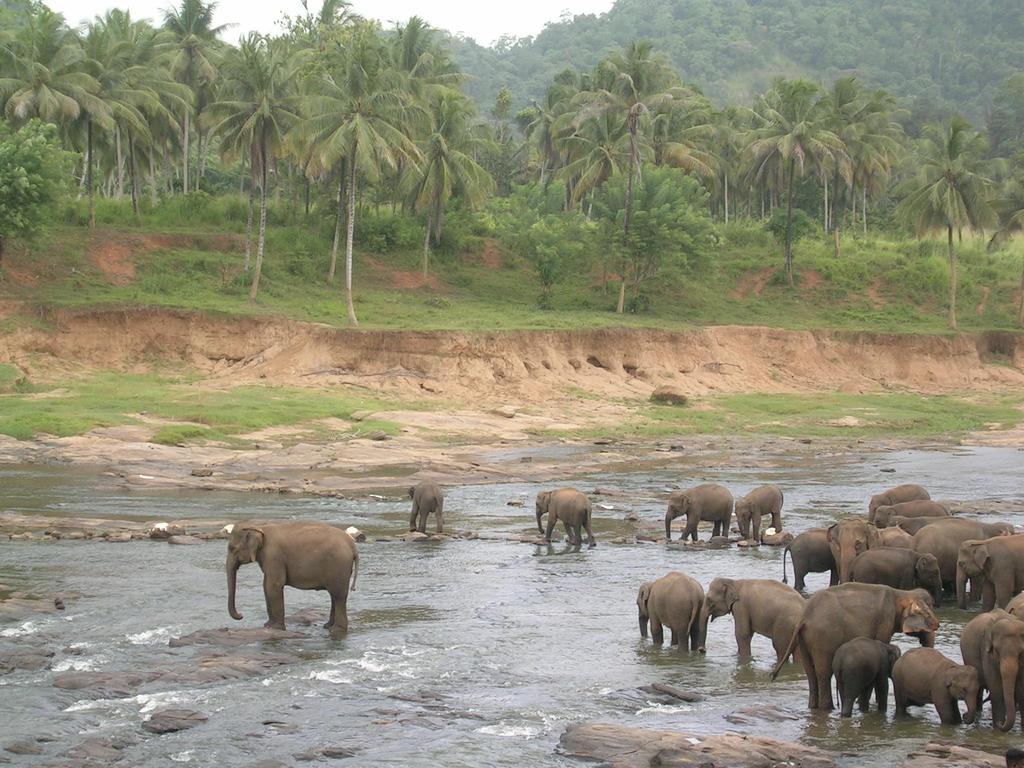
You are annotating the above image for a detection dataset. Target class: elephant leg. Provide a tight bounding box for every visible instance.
[584,515,596,548]
[417,507,428,533]
[733,609,753,658]
[751,512,761,543]
[328,589,348,637]
[772,510,782,530]
[324,599,335,630]
[893,682,908,716]
[712,519,722,537]
[262,574,286,630]
[793,566,807,592]
[995,577,1013,609]
[563,519,577,546]
[435,505,444,534]
[874,675,889,712]
[689,619,702,651]
[650,618,664,646]
[813,650,835,711]
[857,685,871,714]
[797,635,819,710]
[409,504,419,532]
[545,514,557,543]
[981,580,995,611]
[829,567,839,587]
[670,628,679,646]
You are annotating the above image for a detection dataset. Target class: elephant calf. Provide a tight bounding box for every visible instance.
[956,535,1024,610]
[699,577,804,662]
[872,501,949,529]
[734,485,783,542]
[665,483,733,542]
[849,548,943,606]
[868,483,931,519]
[782,528,837,591]
[833,637,901,718]
[892,648,980,725]
[537,488,595,547]
[409,481,445,533]
[637,572,705,651]
[227,522,359,638]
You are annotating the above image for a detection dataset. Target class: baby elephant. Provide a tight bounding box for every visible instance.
[782,528,837,591]
[873,501,949,529]
[409,481,445,533]
[892,648,980,725]
[849,548,943,606]
[832,637,901,717]
[536,488,595,547]
[637,571,705,651]
[734,485,784,542]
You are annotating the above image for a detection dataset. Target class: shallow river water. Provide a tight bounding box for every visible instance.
[2,445,1024,766]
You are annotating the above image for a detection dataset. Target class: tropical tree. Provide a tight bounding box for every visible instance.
[163,0,228,193]
[406,90,494,277]
[987,177,1024,326]
[208,34,300,299]
[746,79,846,285]
[896,118,997,329]
[298,23,425,326]
[577,41,690,313]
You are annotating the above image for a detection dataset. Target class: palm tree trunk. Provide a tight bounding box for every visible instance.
[329,171,344,282]
[87,120,95,229]
[947,224,957,330]
[422,216,432,279]
[115,127,124,199]
[862,186,868,236]
[823,175,829,234]
[182,111,189,195]
[128,136,140,220]
[0,236,5,264]
[724,171,729,225]
[304,177,311,217]
[249,144,268,300]
[1018,257,1024,328]
[244,177,254,272]
[344,158,359,327]
[618,134,637,315]
[784,158,795,287]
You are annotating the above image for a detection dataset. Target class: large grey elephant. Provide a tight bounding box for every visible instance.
[961,609,1013,726]
[227,522,359,637]
[665,483,733,542]
[734,485,783,542]
[637,571,705,651]
[956,535,1024,610]
[782,528,837,591]
[828,518,881,583]
[912,518,1015,592]
[979,613,1024,731]
[409,481,445,533]
[868,484,931,519]
[849,548,943,605]
[872,500,949,529]
[537,488,596,547]
[698,577,804,662]
[771,583,938,711]
[892,648,980,725]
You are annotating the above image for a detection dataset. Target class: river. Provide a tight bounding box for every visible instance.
[1,445,1023,765]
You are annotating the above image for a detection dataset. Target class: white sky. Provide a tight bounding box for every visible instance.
[48,0,615,47]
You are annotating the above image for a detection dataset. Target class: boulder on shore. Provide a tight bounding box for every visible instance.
[650,386,688,406]
[558,723,835,768]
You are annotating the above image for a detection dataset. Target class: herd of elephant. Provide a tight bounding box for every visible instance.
[224,479,1024,731]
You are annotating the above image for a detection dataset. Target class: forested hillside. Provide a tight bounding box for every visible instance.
[451,0,1024,122]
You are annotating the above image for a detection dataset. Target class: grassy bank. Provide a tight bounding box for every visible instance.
[0,370,403,444]
[1,196,1022,334]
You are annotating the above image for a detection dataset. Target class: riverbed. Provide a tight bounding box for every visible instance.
[1,445,1023,766]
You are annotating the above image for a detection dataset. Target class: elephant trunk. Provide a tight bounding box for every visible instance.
[838,553,854,584]
[638,611,648,638]
[696,598,711,653]
[536,506,544,535]
[956,568,969,609]
[963,686,980,725]
[227,556,243,621]
[999,656,1020,731]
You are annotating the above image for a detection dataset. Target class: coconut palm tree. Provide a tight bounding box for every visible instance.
[746,78,846,286]
[406,89,494,277]
[162,0,229,193]
[576,41,688,313]
[896,118,996,330]
[987,178,1024,326]
[208,34,300,299]
[297,23,425,326]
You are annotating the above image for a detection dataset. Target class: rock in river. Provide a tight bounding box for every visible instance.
[558,723,835,768]
[142,708,208,734]
[169,627,306,647]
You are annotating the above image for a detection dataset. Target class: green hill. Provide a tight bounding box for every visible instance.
[450,0,1024,123]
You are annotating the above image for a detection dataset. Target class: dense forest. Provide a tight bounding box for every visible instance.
[1,0,1024,332]
[450,0,1024,125]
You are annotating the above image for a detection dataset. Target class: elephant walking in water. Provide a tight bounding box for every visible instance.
[409,481,445,533]
[536,488,596,547]
[665,483,733,542]
[227,522,359,638]
[637,572,705,651]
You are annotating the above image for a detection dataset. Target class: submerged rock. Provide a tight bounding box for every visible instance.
[142,708,208,734]
[169,627,306,647]
[558,723,835,768]
[167,535,203,545]
[0,649,54,674]
[53,671,149,698]
[901,742,1003,768]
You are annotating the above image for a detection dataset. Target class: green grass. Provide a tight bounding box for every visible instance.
[3,197,1023,334]
[0,373,410,443]
[590,392,1024,440]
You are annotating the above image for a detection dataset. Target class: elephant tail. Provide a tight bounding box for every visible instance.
[781,545,791,584]
[771,620,803,681]
[350,550,359,592]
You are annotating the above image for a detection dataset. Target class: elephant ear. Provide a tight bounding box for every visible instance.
[826,524,838,544]
[238,527,265,561]
[408,486,416,499]
[637,583,652,613]
[721,579,739,610]
[866,524,881,548]
[972,545,991,573]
